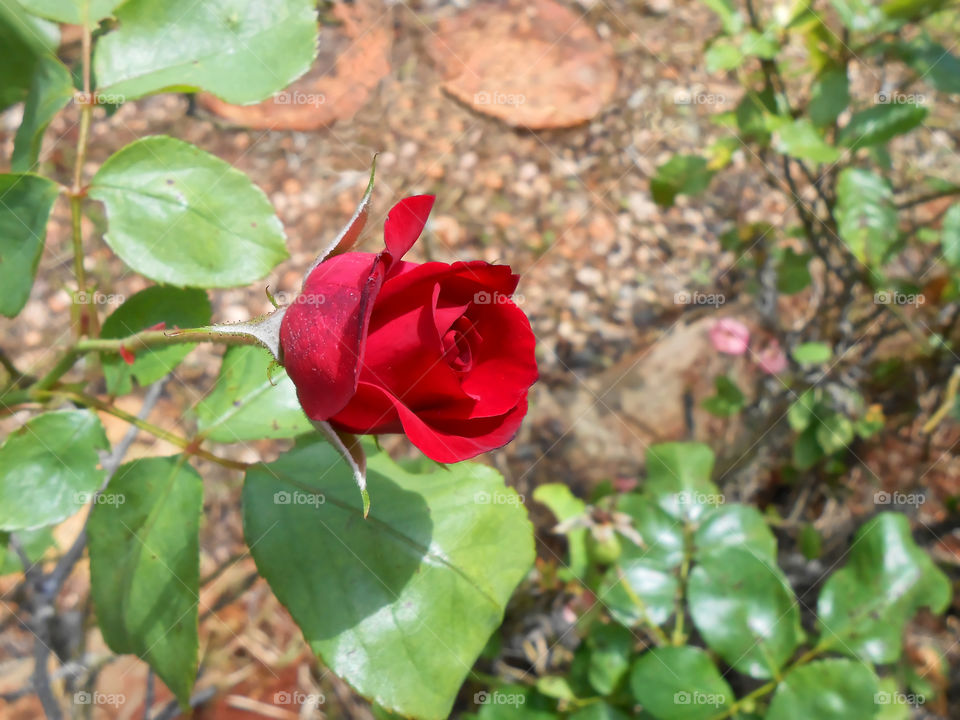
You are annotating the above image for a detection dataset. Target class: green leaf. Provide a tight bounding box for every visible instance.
[793,426,825,469]
[88,456,201,706]
[700,0,743,34]
[881,0,951,22]
[0,2,59,111]
[873,677,911,720]
[569,702,632,720]
[651,156,714,207]
[687,547,802,678]
[741,29,779,59]
[100,286,212,394]
[765,659,879,720]
[792,341,833,366]
[599,494,682,628]
[705,37,743,72]
[787,390,818,431]
[777,248,813,294]
[0,410,108,531]
[0,173,59,318]
[702,375,745,417]
[817,512,951,663]
[775,119,842,163]
[532,483,589,579]
[18,0,127,27]
[644,442,719,522]
[809,68,850,127]
[887,37,960,94]
[630,646,733,720]
[694,504,777,562]
[196,345,311,442]
[940,204,960,269]
[474,685,556,720]
[835,168,898,265]
[12,56,75,172]
[815,412,854,455]
[243,439,534,720]
[89,136,288,288]
[93,0,318,104]
[830,0,894,31]
[735,88,777,143]
[587,623,634,695]
[839,103,927,148]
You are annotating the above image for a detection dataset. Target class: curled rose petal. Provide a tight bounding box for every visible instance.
[755,339,788,375]
[710,318,751,356]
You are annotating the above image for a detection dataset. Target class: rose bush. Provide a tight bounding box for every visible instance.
[280,195,539,462]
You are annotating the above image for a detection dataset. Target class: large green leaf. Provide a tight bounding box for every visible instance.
[0,410,108,531]
[243,439,535,720]
[809,69,850,127]
[644,443,719,522]
[694,504,776,562]
[0,173,59,317]
[687,547,802,678]
[18,0,127,27]
[630,646,733,720]
[765,659,879,720]
[93,0,317,104]
[887,37,960,94]
[817,512,950,663]
[598,493,683,628]
[835,168,898,266]
[89,136,288,288]
[196,345,311,443]
[12,55,75,172]
[775,119,842,163]
[100,285,212,394]
[88,456,201,706]
[839,103,927,148]
[0,2,59,111]
[586,623,634,695]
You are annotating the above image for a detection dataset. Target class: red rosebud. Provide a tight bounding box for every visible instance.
[118,345,135,365]
[280,195,539,463]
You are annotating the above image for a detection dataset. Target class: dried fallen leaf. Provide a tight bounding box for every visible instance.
[429,0,617,129]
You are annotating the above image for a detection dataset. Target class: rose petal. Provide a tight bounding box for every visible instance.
[710,318,751,356]
[281,252,385,420]
[383,195,435,266]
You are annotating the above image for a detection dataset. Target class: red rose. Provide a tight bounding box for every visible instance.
[279,195,538,463]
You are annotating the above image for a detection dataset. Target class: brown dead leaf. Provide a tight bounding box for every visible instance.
[199,1,392,130]
[429,0,617,129]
